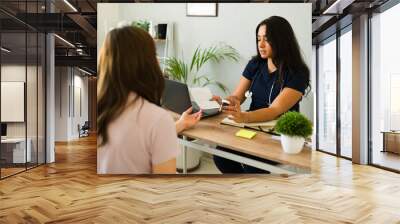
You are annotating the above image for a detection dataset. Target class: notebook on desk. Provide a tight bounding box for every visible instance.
[221,116,277,128]
[221,116,279,135]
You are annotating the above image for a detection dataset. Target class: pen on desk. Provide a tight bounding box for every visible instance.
[243,125,280,136]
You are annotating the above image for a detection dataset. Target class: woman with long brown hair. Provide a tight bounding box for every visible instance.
[97,26,201,174]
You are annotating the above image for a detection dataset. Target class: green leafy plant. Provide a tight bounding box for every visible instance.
[274,111,313,138]
[164,44,240,93]
[132,20,150,32]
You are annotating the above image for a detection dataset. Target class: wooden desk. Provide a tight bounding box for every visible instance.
[172,113,311,174]
[1,138,32,164]
[381,131,400,154]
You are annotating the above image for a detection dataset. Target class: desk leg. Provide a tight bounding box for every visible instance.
[182,136,188,174]
[382,133,386,152]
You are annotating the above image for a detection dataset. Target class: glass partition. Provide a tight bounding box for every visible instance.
[27,30,38,169]
[1,31,28,177]
[371,3,400,171]
[339,28,352,158]
[0,1,46,179]
[317,36,337,155]
[38,32,45,165]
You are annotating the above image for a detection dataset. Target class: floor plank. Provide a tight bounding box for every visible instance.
[0,135,399,223]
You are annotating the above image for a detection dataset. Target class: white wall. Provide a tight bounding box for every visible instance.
[97,3,121,59]
[1,65,26,81]
[55,67,68,141]
[98,3,314,120]
[55,67,89,141]
[1,65,26,139]
[1,65,35,136]
[72,73,89,138]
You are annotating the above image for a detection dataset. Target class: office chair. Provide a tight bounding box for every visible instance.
[79,121,90,138]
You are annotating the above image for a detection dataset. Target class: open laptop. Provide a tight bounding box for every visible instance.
[162,79,220,118]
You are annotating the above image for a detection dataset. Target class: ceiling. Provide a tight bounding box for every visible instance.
[0,0,393,75]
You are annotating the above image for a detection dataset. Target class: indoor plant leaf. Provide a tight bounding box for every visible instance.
[165,43,239,93]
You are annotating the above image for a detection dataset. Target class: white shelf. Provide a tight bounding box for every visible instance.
[154,38,167,43]
[155,23,173,74]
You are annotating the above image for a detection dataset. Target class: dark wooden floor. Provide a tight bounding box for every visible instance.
[0,135,399,223]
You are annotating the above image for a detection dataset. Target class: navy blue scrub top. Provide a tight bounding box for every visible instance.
[242,57,308,112]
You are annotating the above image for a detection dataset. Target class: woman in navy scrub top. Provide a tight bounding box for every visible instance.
[213,16,310,173]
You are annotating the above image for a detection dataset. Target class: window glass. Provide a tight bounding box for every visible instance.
[318,36,337,154]
[371,3,400,171]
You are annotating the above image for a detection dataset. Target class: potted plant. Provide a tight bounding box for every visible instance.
[274,111,313,154]
[132,20,150,32]
[164,44,240,93]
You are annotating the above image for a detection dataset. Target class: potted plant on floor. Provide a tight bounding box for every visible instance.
[274,111,313,154]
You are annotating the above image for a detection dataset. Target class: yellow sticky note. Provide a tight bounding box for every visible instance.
[235,129,257,139]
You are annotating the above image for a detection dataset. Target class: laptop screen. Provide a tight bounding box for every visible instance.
[161,79,192,114]
[1,123,7,137]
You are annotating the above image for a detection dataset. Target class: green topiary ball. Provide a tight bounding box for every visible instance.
[132,20,150,32]
[274,111,313,138]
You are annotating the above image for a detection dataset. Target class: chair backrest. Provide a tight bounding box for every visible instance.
[82,121,90,129]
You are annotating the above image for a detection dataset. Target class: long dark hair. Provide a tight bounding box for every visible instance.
[255,16,310,93]
[97,26,164,146]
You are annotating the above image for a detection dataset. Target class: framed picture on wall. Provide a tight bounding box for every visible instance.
[186,3,218,17]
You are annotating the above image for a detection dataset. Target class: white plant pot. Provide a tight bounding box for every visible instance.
[176,140,202,170]
[280,135,305,154]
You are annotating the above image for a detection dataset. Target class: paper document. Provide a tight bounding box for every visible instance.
[189,87,220,110]
[221,116,277,128]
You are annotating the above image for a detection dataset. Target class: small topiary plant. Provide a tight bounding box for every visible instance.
[274,111,313,138]
[132,20,150,32]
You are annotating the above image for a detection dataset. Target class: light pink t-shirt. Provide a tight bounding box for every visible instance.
[97,93,180,174]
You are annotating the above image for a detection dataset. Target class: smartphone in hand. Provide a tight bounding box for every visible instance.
[219,99,230,112]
